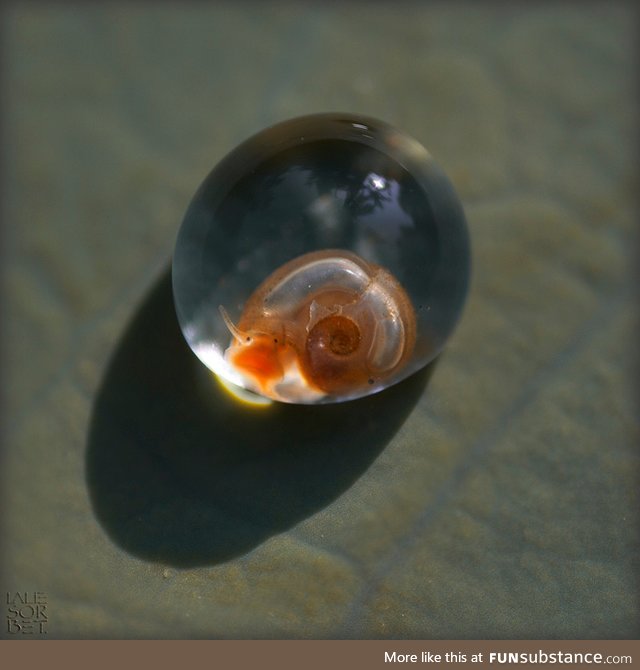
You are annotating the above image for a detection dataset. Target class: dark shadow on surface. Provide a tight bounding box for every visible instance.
[86,268,434,567]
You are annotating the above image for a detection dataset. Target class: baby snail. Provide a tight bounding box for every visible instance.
[219,249,417,403]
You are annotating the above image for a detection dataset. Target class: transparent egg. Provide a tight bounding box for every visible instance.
[172,113,470,404]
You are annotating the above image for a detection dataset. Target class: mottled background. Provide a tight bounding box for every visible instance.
[1,2,638,639]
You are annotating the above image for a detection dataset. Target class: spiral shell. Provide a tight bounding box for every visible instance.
[220,249,416,403]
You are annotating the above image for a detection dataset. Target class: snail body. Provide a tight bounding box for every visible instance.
[220,249,416,403]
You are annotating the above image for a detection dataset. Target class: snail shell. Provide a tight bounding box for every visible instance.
[220,249,416,403]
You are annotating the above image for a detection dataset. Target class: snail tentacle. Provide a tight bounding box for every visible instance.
[219,305,250,344]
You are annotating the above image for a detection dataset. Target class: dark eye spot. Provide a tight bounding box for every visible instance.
[273,338,278,344]
[368,378,375,385]
[246,336,251,342]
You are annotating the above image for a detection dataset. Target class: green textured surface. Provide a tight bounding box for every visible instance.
[1,4,638,638]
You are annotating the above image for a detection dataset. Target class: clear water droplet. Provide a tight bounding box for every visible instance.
[173,114,470,404]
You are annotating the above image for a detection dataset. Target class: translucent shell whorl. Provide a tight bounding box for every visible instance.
[221,250,416,402]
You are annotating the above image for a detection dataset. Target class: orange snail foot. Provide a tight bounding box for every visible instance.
[230,340,285,391]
